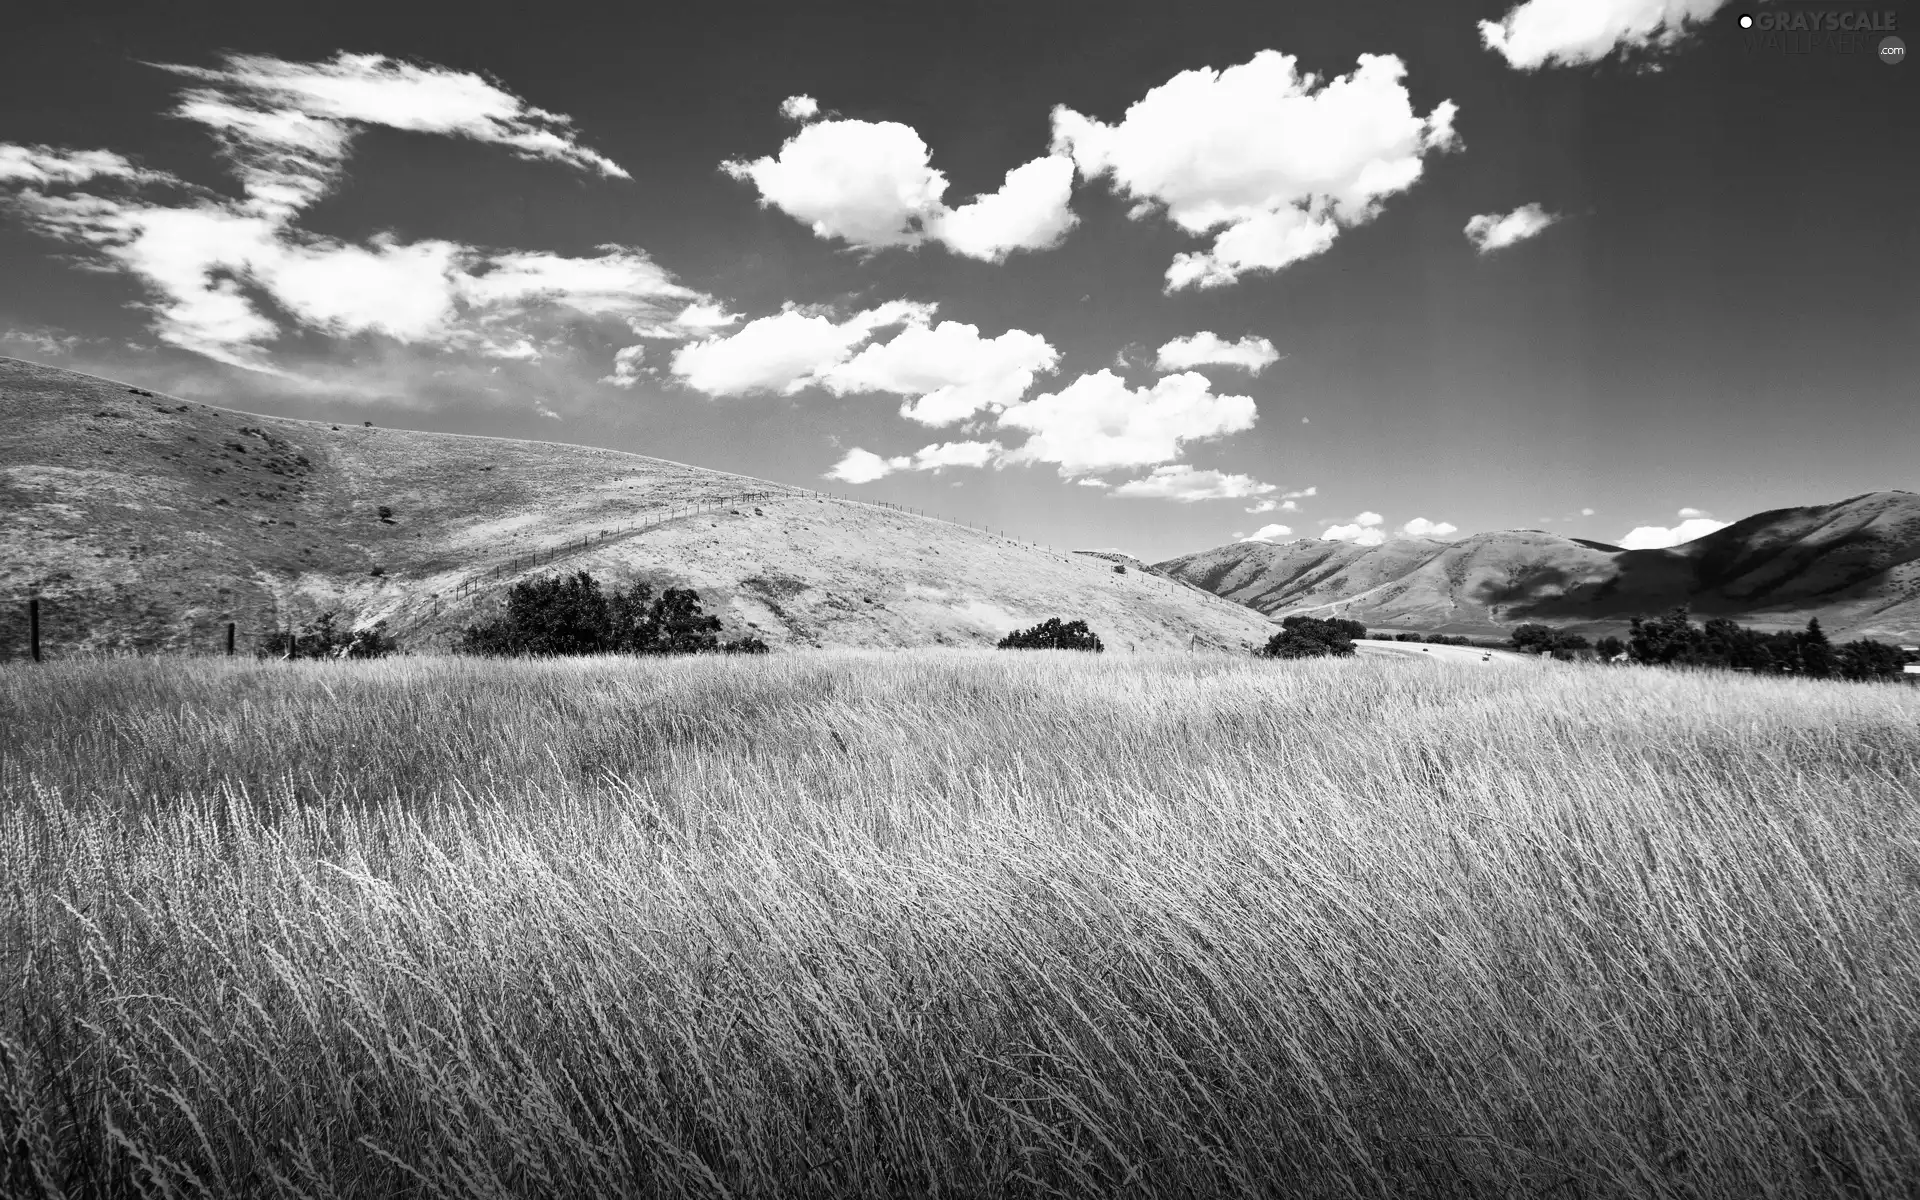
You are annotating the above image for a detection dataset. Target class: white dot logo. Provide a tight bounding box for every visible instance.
[1882,36,1907,65]
[1739,13,1754,29]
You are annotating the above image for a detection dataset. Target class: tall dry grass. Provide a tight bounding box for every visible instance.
[1,648,1916,1199]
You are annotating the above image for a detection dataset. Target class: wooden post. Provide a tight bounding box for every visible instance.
[29,597,40,663]
[226,621,235,656]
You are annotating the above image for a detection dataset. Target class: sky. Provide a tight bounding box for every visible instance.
[1,0,1913,562]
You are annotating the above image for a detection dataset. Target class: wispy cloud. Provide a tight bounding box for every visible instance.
[1107,464,1279,502]
[0,53,715,388]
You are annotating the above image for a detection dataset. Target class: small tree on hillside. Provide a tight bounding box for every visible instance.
[1595,635,1626,662]
[998,618,1105,652]
[1259,615,1357,659]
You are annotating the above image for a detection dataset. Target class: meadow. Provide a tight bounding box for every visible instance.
[1,649,1916,1199]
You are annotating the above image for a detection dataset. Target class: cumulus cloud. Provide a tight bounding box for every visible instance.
[1400,516,1459,538]
[1480,0,1732,69]
[824,439,1008,483]
[1582,507,1596,516]
[1464,203,1560,253]
[723,101,1076,261]
[996,369,1258,477]
[602,344,645,388]
[1108,464,1278,502]
[1322,511,1386,546]
[668,300,933,396]
[1077,478,1112,488]
[779,95,820,122]
[1154,331,1282,373]
[0,53,722,382]
[1618,509,1732,548]
[667,301,1056,422]
[818,319,1059,424]
[1241,524,1294,542]
[1051,50,1458,290]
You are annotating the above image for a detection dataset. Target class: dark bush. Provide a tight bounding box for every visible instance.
[460,571,738,657]
[1595,635,1626,661]
[1113,564,1127,574]
[1395,633,1424,643]
[377,505,394,522]
[1259,615,1358,659]
[997,618,1105,652]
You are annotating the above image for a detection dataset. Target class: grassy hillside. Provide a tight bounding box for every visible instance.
[1156,492,1920,642]
[3,650,1916,1198]
[0,355,1275,659]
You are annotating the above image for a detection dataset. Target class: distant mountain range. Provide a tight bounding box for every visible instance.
[1153,491,1920,643]
[0,356,1275,660]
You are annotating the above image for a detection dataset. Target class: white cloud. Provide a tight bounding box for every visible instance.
[1154,331,1282,373]
[156,52,628,209]
[1077,478,1112,488]
[0,144,173,187]
[0,55,714,380]
[602,344,645,388]
[723,101,1075,261]
[1480,0,1731,69]
[780,95,820,122]
[1581,507,1596,515]
[997,369,1258,476]
[723,117,946,249]
[534,399,561,420]
[1464,203,1560,253]
[1618,510,1731,549]
[1,327,83,356]
[933,154,1079,261]
[1241,524,1294,542]
[1108,464,1278,502]
[818,320,1058,424]
[668,300,932,396]
[1051,50,1458,290]
[824,439,1008,484]
[1284,485,1317,499]
[1400,517,1459,538]
[1323,524,1386,546]
[1322,511,1386,546]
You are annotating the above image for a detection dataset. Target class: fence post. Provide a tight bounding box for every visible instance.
[226,621,235,656]
[29,597,39,662]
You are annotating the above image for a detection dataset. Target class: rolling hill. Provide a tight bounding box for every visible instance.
[1154,491,1920,643]
[0,356,1277,660]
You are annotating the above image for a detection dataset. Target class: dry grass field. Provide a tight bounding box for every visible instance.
[2,649,1917,1199]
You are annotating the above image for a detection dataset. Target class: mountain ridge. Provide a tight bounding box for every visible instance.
[1154,491,1920,642]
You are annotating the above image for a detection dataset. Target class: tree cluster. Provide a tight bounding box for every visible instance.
[1259,615,1364,659]
[460,571,768,657]
[259,611,399,660]
[1621,607,1908,681]
[1509,623,1592,659]
[997,617,1105,652]
[1393,632,1471,646]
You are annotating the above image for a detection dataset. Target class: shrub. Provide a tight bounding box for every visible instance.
[459,572,735,657]
[377,505,394,522]
[1113,564,1127,574]
[997,618,1105,652]
[1259,615,1358,659]
[1395,633,1424,643]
